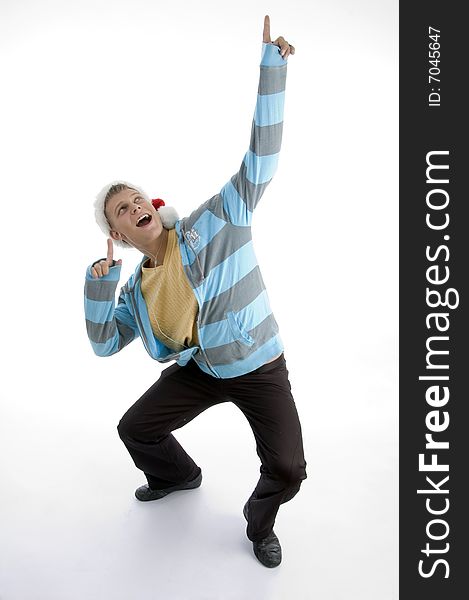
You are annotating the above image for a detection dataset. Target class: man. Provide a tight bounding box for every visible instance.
[84,15,306,568]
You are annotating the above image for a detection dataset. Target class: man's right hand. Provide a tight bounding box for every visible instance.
[91,239,122,278]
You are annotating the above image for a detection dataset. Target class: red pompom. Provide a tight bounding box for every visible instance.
[151,198,166,210]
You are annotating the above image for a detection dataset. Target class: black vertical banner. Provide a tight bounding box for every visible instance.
[400,1,467,598]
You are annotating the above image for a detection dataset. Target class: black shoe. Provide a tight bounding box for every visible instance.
[243,502,282,568]
[135,471,202,502]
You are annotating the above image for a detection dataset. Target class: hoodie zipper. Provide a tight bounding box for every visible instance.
[124,261,190,366]
[123,279,152,358]
[180,224,219,378]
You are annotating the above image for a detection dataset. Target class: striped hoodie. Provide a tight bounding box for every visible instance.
[84,41,288,379]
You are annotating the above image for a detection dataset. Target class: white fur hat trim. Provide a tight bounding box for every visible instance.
[94,180,179,249]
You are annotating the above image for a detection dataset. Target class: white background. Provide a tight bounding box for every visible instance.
[0,1,398,599]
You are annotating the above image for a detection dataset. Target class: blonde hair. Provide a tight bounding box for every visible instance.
[94,180,179,248]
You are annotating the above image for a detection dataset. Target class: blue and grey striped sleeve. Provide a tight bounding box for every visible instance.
[84,264,139,357]
[220,42,288,227]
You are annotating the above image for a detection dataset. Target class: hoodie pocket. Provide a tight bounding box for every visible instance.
[226,311,255,347]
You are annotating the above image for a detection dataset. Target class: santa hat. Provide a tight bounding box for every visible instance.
[94,180,179,249]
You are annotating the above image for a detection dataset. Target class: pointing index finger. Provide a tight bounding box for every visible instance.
[107,238,114,264]
[263,15,271,43]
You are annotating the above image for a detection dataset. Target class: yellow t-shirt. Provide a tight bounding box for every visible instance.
[141,229,199,352]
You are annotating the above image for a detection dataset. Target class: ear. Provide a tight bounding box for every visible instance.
[110,230,122,241]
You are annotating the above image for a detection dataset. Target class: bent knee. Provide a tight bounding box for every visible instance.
[117,412,167,442]
[117,413,143,441]
[117,415,131,440]
[270,459,307,486]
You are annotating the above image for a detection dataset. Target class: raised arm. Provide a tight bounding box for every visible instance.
[84,240,139,357]
[219,15,295,227]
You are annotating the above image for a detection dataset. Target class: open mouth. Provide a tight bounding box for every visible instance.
[136,214,152,227]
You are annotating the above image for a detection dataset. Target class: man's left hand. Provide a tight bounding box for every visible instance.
[263,14,295,59]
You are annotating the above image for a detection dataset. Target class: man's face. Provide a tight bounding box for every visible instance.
[105,188,163,247]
